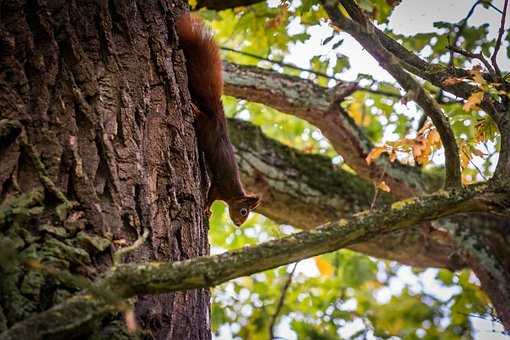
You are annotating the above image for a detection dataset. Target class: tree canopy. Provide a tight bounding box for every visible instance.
[1,0,509,339]
[201,0,510,338]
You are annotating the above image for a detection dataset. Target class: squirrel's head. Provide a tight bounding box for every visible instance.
[229,195,261,227]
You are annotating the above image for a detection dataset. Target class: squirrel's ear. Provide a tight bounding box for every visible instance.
[243,196,260,210]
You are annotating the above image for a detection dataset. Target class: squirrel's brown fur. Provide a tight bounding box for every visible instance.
[176,14,260,226]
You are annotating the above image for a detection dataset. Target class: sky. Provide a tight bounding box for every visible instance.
[215,1,509,339]
[286,0,509,82]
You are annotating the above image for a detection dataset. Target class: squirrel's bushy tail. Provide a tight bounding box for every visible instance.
[176,14,223,117]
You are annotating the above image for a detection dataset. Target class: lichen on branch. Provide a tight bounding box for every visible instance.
[1,185,501,340]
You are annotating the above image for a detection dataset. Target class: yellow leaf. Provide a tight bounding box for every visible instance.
[474,117,497,143]
[377,181,391,192]
[427,129,441,148]
[189,0,197,9]
[463,91,484,111]
[389,138,414,148]
[412,141,430,165]
[315,256,334,277]
[347,102,364,125]
[458,140,486,169]
[458,140,473,169]
[470,65,487,86]
[459,142,471,169]
[365,146,386,165]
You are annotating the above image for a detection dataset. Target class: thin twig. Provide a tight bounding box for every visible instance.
[269,262,299,340]
[113,226,150,265]
[370,166,387,210]
[221,46,402,99]
[446,45,495,76]
[448,0,483,68]
[491,0,509,78]
[325,0,462,189]
[221,46,335,80]
[469,158,488,181]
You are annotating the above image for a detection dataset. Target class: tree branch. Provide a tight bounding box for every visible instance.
[228,118,472,269]
[448,209,510,330]
[269,262,298,340]
[230,118,510,272]
[338,0,504,120]
[1,186,496,340]
[223,62,426,198]
[491,0,509,79]
[490,0,510,183]
[322,0,462,189]
[448,0,484,68]
[221,47,402,98]
[446,45,495,75]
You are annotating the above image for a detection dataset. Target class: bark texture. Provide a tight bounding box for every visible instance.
[223,62,425,198]
[1,184,503,339]
[228,118,462,269]
[0,0,210,339]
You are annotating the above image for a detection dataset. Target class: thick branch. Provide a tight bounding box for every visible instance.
[223,62,427,198]
[322,0,462,189]
[0,187,494,340]
[228,119,386,226]
[103,188,498,292]
[229,118,477,269]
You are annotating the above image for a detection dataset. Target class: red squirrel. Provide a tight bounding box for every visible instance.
[176,14,260,226]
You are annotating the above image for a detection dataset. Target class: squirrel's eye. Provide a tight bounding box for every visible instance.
[240,208,248,216]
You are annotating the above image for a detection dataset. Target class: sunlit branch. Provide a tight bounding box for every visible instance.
[1,186,493,340]
[322,0,462,189]
[223,62,424,198]
[221,47,402,99]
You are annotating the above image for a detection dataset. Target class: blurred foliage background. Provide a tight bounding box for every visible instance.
[195,0,509,338]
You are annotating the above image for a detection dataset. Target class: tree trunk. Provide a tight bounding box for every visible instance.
[0,0,210,339]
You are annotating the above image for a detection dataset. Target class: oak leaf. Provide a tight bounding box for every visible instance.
[463,91,484,111]
[365,147,387,165]
[377,181,391,192]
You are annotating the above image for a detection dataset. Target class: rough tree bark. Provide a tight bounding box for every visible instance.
[0,0,210,339]
[1,0,510,336]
